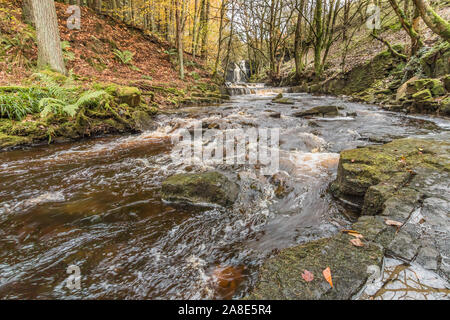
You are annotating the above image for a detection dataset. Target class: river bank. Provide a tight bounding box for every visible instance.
[283,42,450,118]
[0,72,229,151]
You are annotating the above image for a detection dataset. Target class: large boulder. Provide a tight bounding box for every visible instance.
[331,138,449,214]
[293,105,339,117]
[161,171,239,207]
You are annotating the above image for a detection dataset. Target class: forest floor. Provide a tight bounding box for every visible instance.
[0,1,218,108]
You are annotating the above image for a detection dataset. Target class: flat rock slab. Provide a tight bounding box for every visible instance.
[247,233,383,300]
[358,258,450,300]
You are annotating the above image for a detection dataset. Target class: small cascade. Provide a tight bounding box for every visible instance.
[224,83,286,96]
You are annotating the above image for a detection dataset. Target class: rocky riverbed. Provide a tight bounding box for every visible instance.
[1,88,449,299]
[247,138,450,300]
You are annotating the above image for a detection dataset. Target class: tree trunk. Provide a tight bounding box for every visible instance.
[412,0,450,42]
[31,0,67,75]
[175,0,185,79]
[213,0,226,77]
[22,0,34,26]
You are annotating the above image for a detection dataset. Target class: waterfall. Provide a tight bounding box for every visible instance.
[233,63,241,83]
[240,60,247,82]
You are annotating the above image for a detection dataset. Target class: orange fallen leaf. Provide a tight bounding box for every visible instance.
[342,230,364,239]
[350,238,364,247]
[385,219,403,227]
[323,267,333,288]
[301,270,314,282]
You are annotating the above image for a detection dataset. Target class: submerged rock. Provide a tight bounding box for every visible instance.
[293,105,339,118]
[161,171,239,207]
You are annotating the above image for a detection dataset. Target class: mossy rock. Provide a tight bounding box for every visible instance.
[439,96,450,116]
[0,132,32,149]
[293,105,339,117]
[131,110,157,132]
[413,78,445,97]
[420,42,450,78]
[333,138,450,212]
[271,93,294,105]
[412,89,432,101]
[34,69,68,84]
[94,83,142,107]
[161,171,239,207]
[342,49,399,95]
[246,233,383,300]
[443,75,450,92]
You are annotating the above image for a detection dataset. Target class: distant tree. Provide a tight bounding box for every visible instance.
[31,0,67,74]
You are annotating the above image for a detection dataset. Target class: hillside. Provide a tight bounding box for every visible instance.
[0,1,212,93]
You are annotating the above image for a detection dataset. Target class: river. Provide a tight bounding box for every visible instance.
[0,88,449,299]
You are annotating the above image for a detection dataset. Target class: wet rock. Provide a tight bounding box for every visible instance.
[358,257,450,300]
[332,138,449,204]
[132,111,157,132]
[212,265,245,299]
[268,112,281,118]
[416,246,440,271]
[161,171,239,207]
[293,106,339,118]
[246,233,383,300]
[272,93,294,105]
[387,230,420,262]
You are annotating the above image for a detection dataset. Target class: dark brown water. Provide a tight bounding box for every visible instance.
[1,89,449,299]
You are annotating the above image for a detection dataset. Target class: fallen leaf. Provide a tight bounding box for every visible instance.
[342,230,364,239]
[323,267,333,288]
[385,219,403,227]
[350,238,364,247]
[301,270,314,282]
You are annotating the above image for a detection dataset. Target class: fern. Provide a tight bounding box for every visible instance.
[38,98,66,118]
[113,49,134,65]
[39,90,109,118]
[61,41,75,62]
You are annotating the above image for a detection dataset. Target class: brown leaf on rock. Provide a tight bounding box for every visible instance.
[350,238,364,247]
[385,219,403,227]
[342,230,364,239]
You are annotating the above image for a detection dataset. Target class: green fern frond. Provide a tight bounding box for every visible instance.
[113,49,134,65]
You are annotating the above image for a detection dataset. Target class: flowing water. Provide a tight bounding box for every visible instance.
[1,88,449,299]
